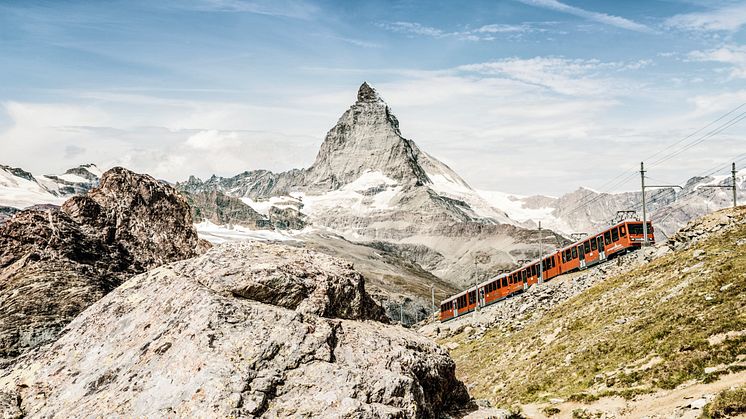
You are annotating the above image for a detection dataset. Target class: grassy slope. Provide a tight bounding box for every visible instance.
[445,207,746,407]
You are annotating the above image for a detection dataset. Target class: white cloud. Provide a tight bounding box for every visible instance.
[2,56,744,196]
[186,130,241,149]
[378,22,445,37]
[688,44,746,79]
[183,0,318,19]
[377,21,544,41]
[0,99,322,182]
[665,2,746,32]
[455,57,645,96]
[516,0,652,33]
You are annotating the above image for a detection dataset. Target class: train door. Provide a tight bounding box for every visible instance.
[479,288,485,308]
[597,236,606,261]
[578,244,586,269]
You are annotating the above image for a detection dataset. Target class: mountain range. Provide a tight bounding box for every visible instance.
[1,83,742,322]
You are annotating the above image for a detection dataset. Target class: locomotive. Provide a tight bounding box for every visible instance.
[439,220,654,322]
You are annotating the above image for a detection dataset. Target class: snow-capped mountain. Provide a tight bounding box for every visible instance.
[479,170,745,239]
[0,164,102,209]
[181,83,544,290]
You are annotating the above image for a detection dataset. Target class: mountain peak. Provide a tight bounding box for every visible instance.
[357,81,381,103]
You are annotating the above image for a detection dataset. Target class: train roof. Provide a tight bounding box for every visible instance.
[557,219,646,251]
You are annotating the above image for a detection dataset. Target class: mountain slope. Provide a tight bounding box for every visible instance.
[437,206,746,417]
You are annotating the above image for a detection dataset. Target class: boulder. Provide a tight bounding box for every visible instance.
[0,242,469,418]
[0,167,199,363]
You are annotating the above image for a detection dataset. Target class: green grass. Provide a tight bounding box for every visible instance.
[444,208,746,407]
[701,386,746,418]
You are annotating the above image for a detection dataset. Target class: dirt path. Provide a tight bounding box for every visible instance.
[521,370,746,418]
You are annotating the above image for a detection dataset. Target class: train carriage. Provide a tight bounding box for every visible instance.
[439,219,655,322]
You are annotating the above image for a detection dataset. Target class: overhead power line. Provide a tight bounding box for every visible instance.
[563,102,746,217]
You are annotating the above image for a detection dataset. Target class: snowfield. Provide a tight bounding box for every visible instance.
[195,220,302,244]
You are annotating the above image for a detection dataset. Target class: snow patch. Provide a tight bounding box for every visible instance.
[0,168,65,209]
[426,172,515,224]
[195,220,301,244]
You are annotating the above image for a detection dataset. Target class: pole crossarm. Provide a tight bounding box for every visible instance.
[644,185,683,189]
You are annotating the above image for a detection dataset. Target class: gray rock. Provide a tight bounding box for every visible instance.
[0,242,469,418]
[0,167,199,363]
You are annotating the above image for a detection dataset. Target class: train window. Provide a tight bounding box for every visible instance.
[620,226,626,236]
[591,239,597,251]
[565,250,571,261]
[628,223,642,235]
[612,228,619,241]
[647,222,654,233]
[572,247,577,259]
[604,231,611,245]
[522,270,527,281]
[584,241,590,253]
[561,252,566,262]
[502,277,507,287]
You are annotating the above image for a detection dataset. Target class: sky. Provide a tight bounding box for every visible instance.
[1,0,746,195]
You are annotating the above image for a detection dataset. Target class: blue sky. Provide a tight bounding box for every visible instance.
[1,0,746,194]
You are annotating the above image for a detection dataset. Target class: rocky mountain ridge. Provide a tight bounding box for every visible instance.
[0,167,199,363]
[483,169,745,239]
[0,163,102,210]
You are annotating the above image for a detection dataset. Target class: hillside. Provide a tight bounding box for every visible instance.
[437,206,746,418]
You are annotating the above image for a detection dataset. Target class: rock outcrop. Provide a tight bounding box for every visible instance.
[180,189,270,229]
[0,242,469,418]
[0,167,199,363]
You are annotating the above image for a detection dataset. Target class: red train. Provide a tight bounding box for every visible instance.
[439,220,655,322]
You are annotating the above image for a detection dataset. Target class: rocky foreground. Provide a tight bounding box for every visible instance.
[0,242,470,418]
[0,167,200,364]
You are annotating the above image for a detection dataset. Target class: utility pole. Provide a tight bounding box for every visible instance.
[700,162,738,209]
[431,285,435,314]
[641,162,648,246]
[640,161,682,246]
[733,162,738,208]
[473,258,479,312]
[538,221,543,284]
